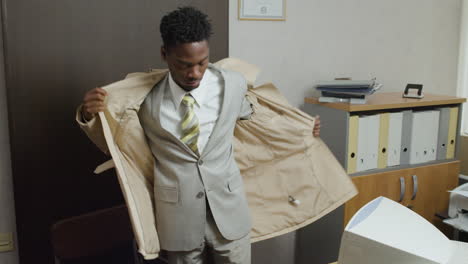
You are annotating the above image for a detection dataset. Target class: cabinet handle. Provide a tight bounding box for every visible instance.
[411,175,418,200]
[399,177,405,202]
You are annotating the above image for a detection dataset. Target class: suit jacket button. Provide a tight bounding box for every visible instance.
[196,192,204,199]
[198,160,204,166]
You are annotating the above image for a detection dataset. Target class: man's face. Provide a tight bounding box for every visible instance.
[161,40,210,92]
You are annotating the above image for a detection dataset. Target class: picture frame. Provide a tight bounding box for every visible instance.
[238,0,286,21]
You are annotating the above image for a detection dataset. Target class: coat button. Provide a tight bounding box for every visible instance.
[198,160,204,166]
[196,192,204,199]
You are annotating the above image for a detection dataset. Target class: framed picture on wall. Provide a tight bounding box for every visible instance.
[238,0,286,21]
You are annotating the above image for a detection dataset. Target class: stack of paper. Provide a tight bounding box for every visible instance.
[315,79,382,104]
[444,183,468,232]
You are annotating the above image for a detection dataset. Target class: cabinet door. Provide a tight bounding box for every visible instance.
[344,161,459,227]
[344,170,407,226]
[407,161,459,230]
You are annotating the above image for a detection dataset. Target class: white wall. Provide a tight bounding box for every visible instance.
[0,5,19,262]
[230,1,462,262]
[229,0,462,107]
[458,0,468,135]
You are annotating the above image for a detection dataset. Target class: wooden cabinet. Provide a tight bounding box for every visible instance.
[344,161,459,227]
[303,92,466,231]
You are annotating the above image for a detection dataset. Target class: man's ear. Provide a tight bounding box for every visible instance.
[161,46,167,61]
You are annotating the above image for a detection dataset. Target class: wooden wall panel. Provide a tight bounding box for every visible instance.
[2,1,228,263]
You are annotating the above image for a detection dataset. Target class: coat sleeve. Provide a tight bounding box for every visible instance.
[75,104,110,155]
[238,77,253,120]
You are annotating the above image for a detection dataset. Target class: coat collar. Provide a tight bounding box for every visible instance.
[102,69,168,116]
[102,64,227,116]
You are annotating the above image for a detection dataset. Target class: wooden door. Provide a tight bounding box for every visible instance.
[3,1,228,263]
[408,161,459,232]
[344,170,407,226]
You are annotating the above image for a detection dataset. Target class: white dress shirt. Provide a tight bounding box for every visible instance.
[160,68,223,153]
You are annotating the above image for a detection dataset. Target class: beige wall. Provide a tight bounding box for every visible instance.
[229,0,462,107]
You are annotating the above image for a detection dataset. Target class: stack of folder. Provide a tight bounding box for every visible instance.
[315,79,383,104]
[346,107,459,174]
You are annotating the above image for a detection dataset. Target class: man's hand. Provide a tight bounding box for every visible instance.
[82,87,107,121]
[313,115,321,137]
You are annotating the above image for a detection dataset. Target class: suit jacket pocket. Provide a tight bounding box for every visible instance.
[155,185,179,203]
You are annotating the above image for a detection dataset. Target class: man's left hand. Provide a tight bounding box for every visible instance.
[313,115,321,137]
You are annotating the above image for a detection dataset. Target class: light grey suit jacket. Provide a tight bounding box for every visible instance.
[138,64,252,251]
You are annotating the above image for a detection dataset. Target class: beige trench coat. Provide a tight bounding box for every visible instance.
[76,58,357,260]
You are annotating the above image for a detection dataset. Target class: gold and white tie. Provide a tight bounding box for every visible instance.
[180,94,200,155]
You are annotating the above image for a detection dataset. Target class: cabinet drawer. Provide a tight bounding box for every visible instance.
[344,161,459,227]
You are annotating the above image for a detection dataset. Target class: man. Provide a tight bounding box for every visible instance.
[80,7,320,264]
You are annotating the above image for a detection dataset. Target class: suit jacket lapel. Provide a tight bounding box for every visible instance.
[201,66,230,158]
[153,75,199,158]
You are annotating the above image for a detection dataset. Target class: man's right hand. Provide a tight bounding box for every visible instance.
[82,87,107,121]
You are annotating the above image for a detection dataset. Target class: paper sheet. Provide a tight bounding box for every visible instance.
[449,190,468,197]
[444,213,468,232]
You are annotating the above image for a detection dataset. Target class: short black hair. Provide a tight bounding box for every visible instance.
[160,6,212,49]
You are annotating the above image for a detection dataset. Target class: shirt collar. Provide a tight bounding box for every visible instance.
[168,69,212,110]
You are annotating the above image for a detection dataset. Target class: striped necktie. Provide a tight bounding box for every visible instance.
[180,94,200,155]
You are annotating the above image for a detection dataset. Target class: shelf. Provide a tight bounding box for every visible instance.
[304,92,466,112]
[348,159,459,177]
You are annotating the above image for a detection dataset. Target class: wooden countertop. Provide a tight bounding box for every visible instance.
[304,92,466,112]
